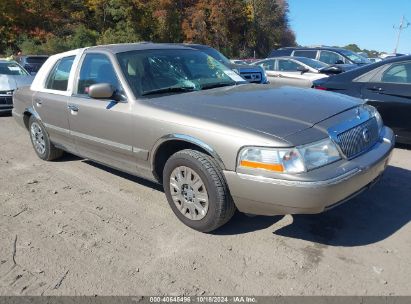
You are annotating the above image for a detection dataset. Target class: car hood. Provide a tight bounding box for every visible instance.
[149,85,361,140]
[230,63,263,73]
[0,75,34,91]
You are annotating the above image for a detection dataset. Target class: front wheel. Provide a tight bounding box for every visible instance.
[29,116,63,161]
[163,149,236,232]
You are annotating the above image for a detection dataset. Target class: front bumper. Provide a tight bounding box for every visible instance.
[0,95,13,113]
[224,127,395,216]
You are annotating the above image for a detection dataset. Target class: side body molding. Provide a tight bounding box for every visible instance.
[151,134,226,170]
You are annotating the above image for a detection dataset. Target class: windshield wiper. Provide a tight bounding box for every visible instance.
[142,86,197,96]
[201,82,236,90]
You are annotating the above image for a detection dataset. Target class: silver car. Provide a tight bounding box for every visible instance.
[0,59,33,113]
[12,43,395,232]
[253,56,343,88]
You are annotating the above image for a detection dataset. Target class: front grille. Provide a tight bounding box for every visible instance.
[0,95,13,105]
[240,72,262,83]
[336,117,379,159]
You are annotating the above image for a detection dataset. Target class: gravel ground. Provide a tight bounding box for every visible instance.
[0,114,410,296]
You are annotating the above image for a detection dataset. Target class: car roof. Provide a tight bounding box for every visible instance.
[179,43,211,49]
[87,42,194,54]
[278,46,348,52]
[262,56,308,60]
[19,55,49,58]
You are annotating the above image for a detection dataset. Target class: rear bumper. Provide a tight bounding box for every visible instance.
[0,107,12,113]
[224,127,395,216]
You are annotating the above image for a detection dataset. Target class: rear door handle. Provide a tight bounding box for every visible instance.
[68,104,79,114]
[34,98,42,107]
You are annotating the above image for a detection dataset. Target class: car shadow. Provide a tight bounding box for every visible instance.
[55,154,411,244]
[214,213,283,235]
[81,159,164,192]
[396,143,411,150]
[272,165,411,247]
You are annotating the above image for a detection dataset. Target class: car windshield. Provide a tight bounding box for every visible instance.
[198,47,232,67]
[0,62,29,76]
[339,49,371,64]
[296,57,328,70]
[116,49,244,97]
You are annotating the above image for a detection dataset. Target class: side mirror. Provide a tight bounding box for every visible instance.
[88,83,115,99]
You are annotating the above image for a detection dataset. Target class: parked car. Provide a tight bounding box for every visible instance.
[269,47,371,68]
[381,53,406,60]
[13,43,394,232]
[16,55,49,75]
[0,59,34,114]
[252,56,343,88]
[313,55,411,144]
[182,44,268,84]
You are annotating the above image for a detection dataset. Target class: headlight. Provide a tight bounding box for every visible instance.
[238,139,341,174]
[363,104,383,132]
[298,138,341,171]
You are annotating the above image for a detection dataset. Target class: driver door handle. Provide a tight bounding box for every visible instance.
[367,86,385,93]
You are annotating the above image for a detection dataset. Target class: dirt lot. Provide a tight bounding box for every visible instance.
[0,114,410,296]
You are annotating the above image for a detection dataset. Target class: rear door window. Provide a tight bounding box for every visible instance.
[319,51,345,64]
[257,60,275,71]
[293,50,317,59]
[45,56,75,91]
[380,62,411,84]
[278,59,303,72]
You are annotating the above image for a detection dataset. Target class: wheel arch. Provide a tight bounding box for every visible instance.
[151,134,226,183]
[22,107,41,130]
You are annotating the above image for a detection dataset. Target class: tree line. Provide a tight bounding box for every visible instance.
[0,0,296,58]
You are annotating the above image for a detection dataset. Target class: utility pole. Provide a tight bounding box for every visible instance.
[393,15,410,54]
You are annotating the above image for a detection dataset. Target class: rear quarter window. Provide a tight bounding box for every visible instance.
[45,56,75,91]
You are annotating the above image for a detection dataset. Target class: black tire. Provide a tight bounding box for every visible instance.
[163,149,236,232]
[28,116,63,161]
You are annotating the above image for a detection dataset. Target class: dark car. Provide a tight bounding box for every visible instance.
[269,47,371,69]
[16,55,49,75]
[313,55,411,144]
[182,44,268,84]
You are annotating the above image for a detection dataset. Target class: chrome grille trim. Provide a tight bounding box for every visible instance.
[240,72,262,83]
[0,96,13,105]
[336,117,379,159]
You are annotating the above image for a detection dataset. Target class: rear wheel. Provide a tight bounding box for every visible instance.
[29,116,63,161]
[163,149,236,232]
